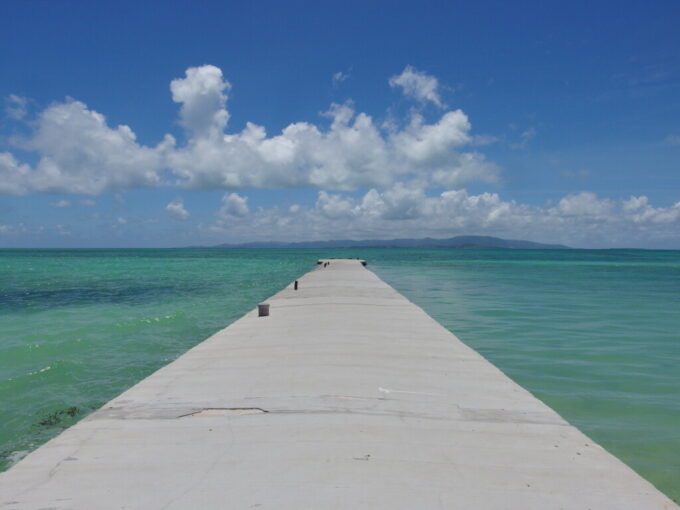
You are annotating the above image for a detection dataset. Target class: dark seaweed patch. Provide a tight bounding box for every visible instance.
[37,406,80,427]
[0,280,220,310]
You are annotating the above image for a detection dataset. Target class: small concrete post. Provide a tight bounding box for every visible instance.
[257,303,270,317]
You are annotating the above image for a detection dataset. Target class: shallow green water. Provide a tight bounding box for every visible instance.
[1,248,678,501]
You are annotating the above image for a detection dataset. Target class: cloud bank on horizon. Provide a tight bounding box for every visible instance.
[2,64,679,248]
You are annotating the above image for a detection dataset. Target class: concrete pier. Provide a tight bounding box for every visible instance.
[1,259,676,509]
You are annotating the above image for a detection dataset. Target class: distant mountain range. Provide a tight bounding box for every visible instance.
[203,235,569,250]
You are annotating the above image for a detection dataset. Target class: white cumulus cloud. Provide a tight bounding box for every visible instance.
[217,192,249,219]
[167,96,495,191]
[1,65,495,196]
[389,66,444,108]
[171,65,231,139]
[316,191,358,219]
[553,192,613,218]
[0,152,32,194]
[166,198,190,220]
[9,99,171,195]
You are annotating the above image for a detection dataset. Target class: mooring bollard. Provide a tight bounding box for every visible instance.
[294,280,298,290]
[258,303,270,317]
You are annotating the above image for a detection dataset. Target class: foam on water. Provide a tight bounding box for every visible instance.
[1,248,678,501]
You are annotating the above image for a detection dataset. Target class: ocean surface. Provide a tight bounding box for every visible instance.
[0,248,678,500]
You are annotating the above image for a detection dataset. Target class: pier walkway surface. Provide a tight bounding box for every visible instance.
[1,259,676,509]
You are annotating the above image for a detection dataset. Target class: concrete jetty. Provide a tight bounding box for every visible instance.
[1,259,676,509]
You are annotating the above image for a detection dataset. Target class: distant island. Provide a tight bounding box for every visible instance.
[201,235,569,250]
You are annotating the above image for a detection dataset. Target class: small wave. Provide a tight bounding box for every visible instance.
[26,366,51,376]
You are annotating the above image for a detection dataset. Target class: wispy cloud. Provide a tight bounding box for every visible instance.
[509,127,537,150]
[5,94,28,120]
[49,199,71,208]
[56,224,72,236]
[332,70,350,86]
[663,134,680,146]
[562,169,591,179]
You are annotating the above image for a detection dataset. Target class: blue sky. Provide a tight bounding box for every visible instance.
[1,0,679,248]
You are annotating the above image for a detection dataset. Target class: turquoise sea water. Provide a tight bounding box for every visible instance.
[1,248,678,501]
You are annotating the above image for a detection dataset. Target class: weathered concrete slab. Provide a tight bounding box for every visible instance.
[1,259,676,509]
